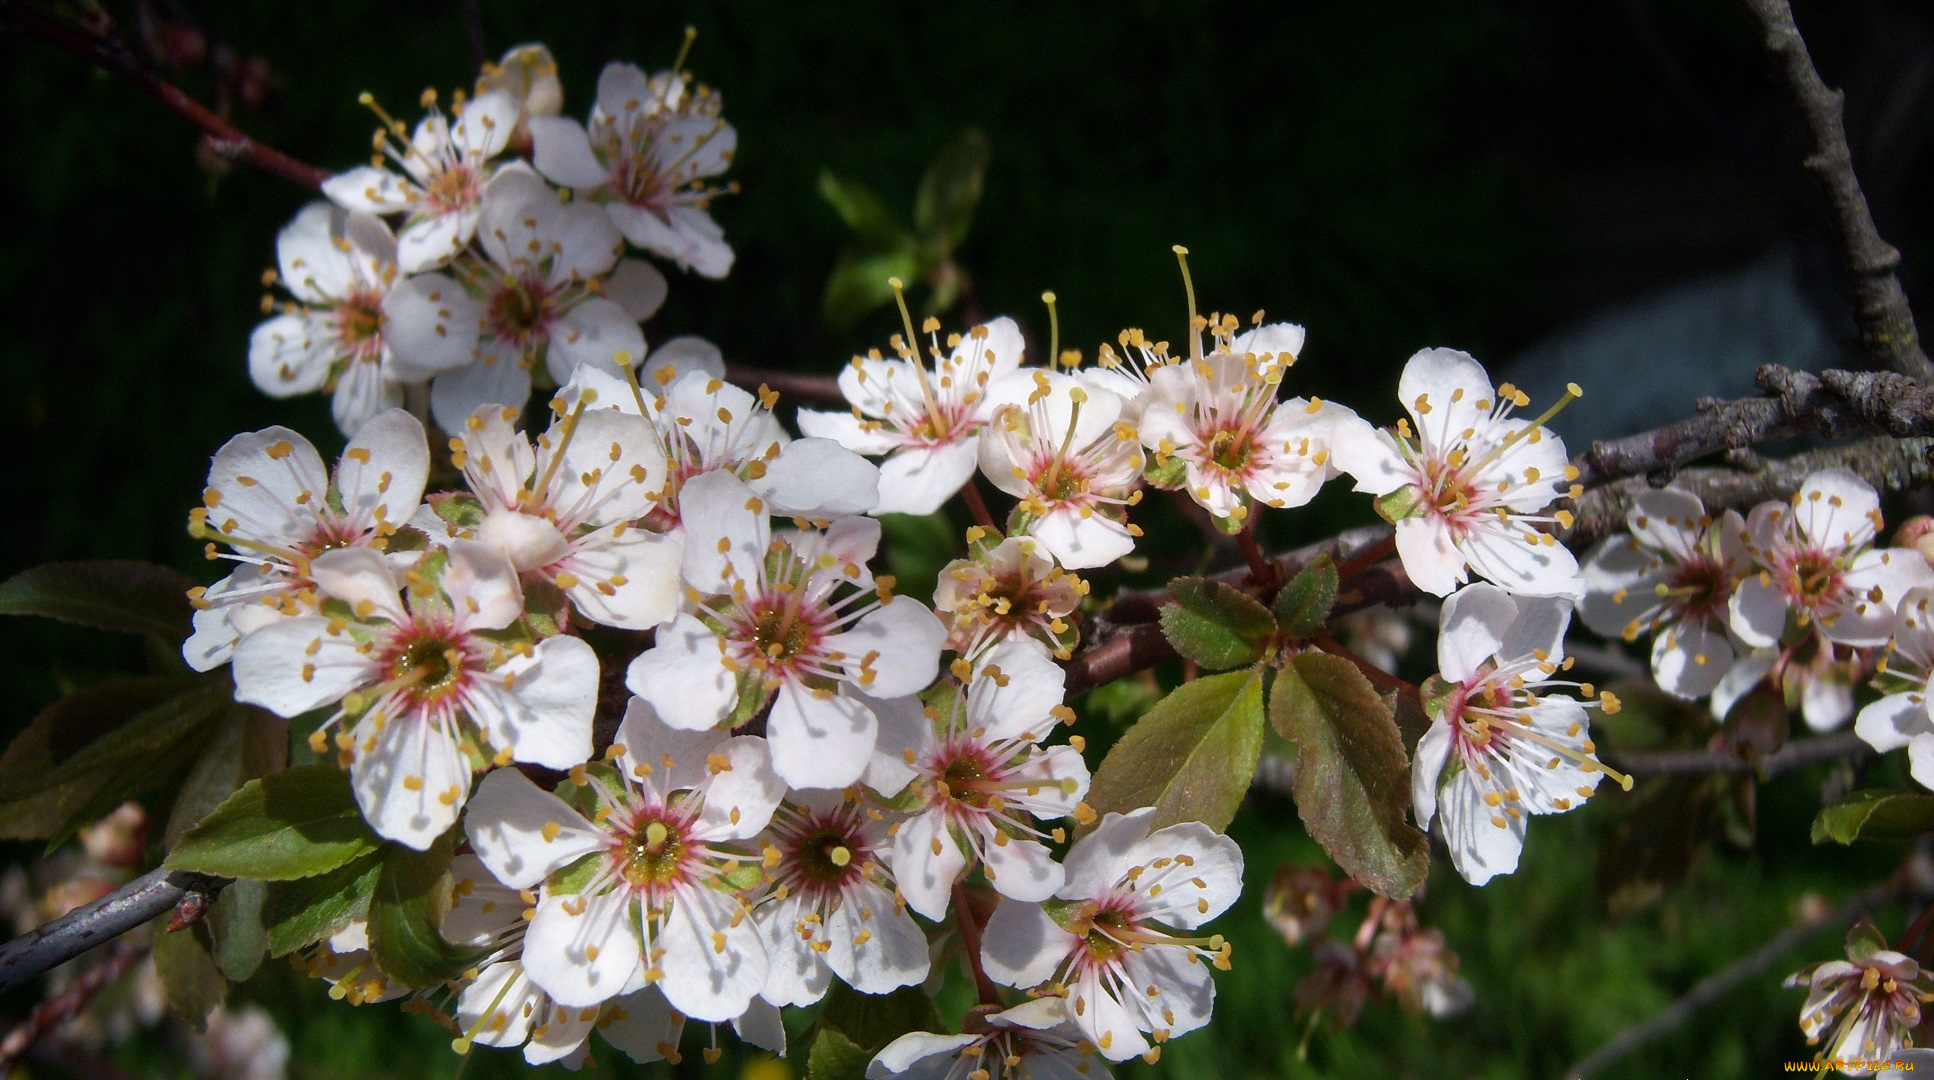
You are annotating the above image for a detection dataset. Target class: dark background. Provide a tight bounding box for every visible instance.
[2,2,1931,1076]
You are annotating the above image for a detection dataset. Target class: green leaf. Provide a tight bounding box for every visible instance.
[367,832,487,987]
[207,878,268,982]
[153,924,226,1031]
[819,171,908,248]
[1160,577,1275,670]
[0,560,195,640]
[165,765,381,880]
[1270,651,1428,898]
[806,1028,871,1080]
[1273,554,1339,638]
[817,981,941,1056]
[1085,667,1266,833]
[824,244,920,331]
[165,704,288,848]
[1811,790,1934,845]
[1847,917,1889,963]
[913,129,989,250]
[0,677,228,843]
[0,676,210,800]
[265,853,382,957]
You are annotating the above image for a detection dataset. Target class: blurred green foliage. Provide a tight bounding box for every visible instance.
[3,1,1932,1077]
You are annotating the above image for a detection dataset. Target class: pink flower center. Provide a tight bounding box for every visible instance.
[485,275,556,349]
[422,162,481,215]
[612,807,698,895]
[770,804,871,903]
[374,622,479,710]
[335,288,387,363]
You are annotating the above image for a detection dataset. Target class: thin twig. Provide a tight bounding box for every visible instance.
[731,365,850,409]
[0,868,226,994]
[1738,0,1932,382]
[951,882,1005,1007]
[1,3,330,191]
[1605,730,1870,780]
[0,940,146,1070]
[1559,859,1921,1079]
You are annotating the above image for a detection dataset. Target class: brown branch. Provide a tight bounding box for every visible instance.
[1560,854,1923,1079]
[0,940,146,1070]
[728,365,850,409]
[1738,0,1931,382]
[1574,365,1934,488]
[1570,435,1934,547]
[1604,730,1871,780]
[1,3,329,191]
[0,868,227,994]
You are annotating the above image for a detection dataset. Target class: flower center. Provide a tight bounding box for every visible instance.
[423,162,480,215]
[1660,555,1732,620]
[1785,549,1844,610]
[387,631,468,706]
[794,827,860,887]
[1207,428,1249,471]
[620,818,685,887]
[487,276,555,348]
[336,291,386,362]
[750,604,816,662]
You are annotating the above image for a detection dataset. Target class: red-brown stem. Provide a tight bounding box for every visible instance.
[952,882,1006,1008]
[1897,899,1934,960]
[0,940,145,1070]
[1237,522,1279,586]
[1332,533,1396,584]
[1315,633,1420,700]
[962,479,1000,533]
[4,5,330,191]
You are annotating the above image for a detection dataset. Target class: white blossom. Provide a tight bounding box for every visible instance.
[867,998,1110,1080]
[1856,586,1934,785]
[461,699,783,1021]
[868,642,1089,920]
[443,377,681,630]
[1412,584,1627,886]
[626,470,942,789]
[1137,318,1351,525]
[980,370,1144,569]
[797,317,1026,516]
[185,411,428,672]
[979,808,1240,1063]
[231,541,597,848]
[529,62,737,277]
[933,533,1086,662]
[1332,348,1582,598]
[1730,468,1932,651]
[1788,939,1934,1075]
[755,790,928,1006]
[249,203,406,435]
[384,166,667,432]
[1579,488,1750,699]
[324,90,519,273]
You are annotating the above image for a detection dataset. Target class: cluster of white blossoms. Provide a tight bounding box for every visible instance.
[251,41,734,437]
[1578,468,1934,735]
[193,28,1934,1077]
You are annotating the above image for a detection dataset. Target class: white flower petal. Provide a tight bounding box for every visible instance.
[1857,692,1929,755]
[752,438,883,517]
[605,258,669,323]
[624,614,736,730]
[658,884,766,1022]
[308,548,406,623]
[348,706,472,849]
[529,115,611,190]
[875,441,980,517]
[524,890,645,1009]
[337,409,429,535]
[547,297,648,386]
[431,352,533,435]
[322,166,414,215]
[980,900,1068,989]
[890,810,966,921]
[443,539,525,631]
[230,617,369,717]
[767,684,876,790]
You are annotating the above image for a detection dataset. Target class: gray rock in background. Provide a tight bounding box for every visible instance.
[1500,241,1838,448]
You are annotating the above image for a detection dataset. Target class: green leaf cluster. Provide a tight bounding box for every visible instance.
[820,130,989,329]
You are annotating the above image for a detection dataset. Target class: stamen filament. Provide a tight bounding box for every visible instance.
[1172,246,1201,362]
